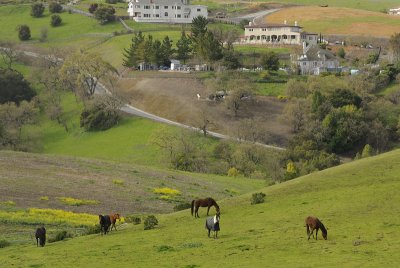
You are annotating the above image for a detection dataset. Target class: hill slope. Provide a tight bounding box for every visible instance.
[1,150,400,267]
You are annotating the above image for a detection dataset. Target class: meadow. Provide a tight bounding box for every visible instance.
[265,6,400,37]
[0,149,399,266]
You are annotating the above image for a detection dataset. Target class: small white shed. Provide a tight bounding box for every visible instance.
[170,60,181,71]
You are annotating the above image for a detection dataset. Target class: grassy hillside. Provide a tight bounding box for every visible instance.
[2,149,399,267]
[265,6,400,37]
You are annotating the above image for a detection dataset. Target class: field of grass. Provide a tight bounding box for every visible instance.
[1,148,399,266]
[265,6,400,37]
[0,5,123,48]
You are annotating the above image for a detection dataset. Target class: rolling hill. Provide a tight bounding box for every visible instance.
[1,149,399,267]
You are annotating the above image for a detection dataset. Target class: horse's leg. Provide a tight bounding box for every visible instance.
[215,231,218,239]
[315,229,319,240]
[36,238,38,247]
[208,229,211,238]
[195,206,199,218]
[308,229,314,240]
[207,206,210,216]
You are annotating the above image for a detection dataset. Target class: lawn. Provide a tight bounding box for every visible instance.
[0,5,123,48]
[1,149,399,266]
[265,6,400,37]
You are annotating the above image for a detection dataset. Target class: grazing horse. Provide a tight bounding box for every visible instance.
[35,226,46,247]
[99,215,111,235]
[205,212,220,239]
[191,197,220,218]
[109,213,121,231]
[305,216,327,240]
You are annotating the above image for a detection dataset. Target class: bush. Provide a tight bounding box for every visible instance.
[31,3,45,17]
[88,3,98,13]
[94,5,115,25]
[337,47,346,58]
[144,215,158,230]
[48,230,72,243]
[251,192,266,205]
[51,14,62,27]
[84,224,102,235]
[0,240,11,248]
[173,202,191,211]
[16,24,31,41]
[124,215,142,225]
[80,101,120,131]
[227,167,239,177]
[105,0,118,3]
[39,27,48,42]
[49,2,63,13]
[0,69,35,104]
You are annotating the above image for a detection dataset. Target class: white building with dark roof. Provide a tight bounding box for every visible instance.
[127,0,207,23]
[242,21,318,46]
[293,43,339,75]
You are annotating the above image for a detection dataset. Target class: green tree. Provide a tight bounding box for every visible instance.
[329,88,362,108]
[361,144,373,158]
[31,3,45,17]
[122,32,145,67]
[49,2,63,13]
[0,69,36,104]
[16,25,31,41]
[176,31,191,64]
[337,47,346,58]
[191,16,208,38]
[94,5,115,24]
[260,51,279,71]
[161,36,174,66]
[222,49,241,70]
[51,14,62,27]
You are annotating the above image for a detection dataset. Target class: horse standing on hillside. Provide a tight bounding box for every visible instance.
[109,213,121,231]
[191,197,220,218]
[99,215,111,235]
[35,226,46,247]
[205,212,220,239]
[305,216,328,240]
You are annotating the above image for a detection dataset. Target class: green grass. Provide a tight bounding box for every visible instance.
[376,82,400,96]
[1,149,399,266]
[256,82,286,96]
[234,45,291,54]
[0,5,123,45]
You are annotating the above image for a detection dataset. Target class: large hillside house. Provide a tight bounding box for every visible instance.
[127,0,208,23]
[242,21,318,46]
[293,43,339,75]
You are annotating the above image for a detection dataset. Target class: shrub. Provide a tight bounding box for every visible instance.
[173,202,191,211]
[361,144,373,158]
[227,167,239,177]
[105,0,118,3]
[88,3,98,13]
[39,27,48,42]
[0,69,35,104]
[112,179,124,186]
[48,230,72,243]
[16,25,31,41]
[251,192,266,205]
[94,5,115,25]
[337,47,346,58]
[84,224,102,235]
[158,245,174,252]
[39,196,49,201]
[124,215,141,225]
[144,215,158,230]
[0,200,15,206]
[80,101,120,131]
[0,240,11,248]
[58,197,99,206]
[31,3,45,17]
[49,2,63,13]
[51,14,62,27]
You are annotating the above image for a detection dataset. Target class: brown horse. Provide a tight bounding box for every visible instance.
[305,216,327,240]
[109,213,121,231]
[191,197,220,218]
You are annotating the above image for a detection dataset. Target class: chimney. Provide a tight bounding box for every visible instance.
[295,21,298,26]
[284,20,287,25]
[302,41,307,54]
[249,21,252,26]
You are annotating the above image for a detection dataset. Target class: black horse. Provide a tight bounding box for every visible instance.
[99,215,111,235]
[35,227,46,247]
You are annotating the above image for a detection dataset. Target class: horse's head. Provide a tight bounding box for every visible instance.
[115,213,121,221]
[322,231,327,240]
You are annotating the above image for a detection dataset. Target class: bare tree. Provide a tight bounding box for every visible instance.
[225,77,253,117]
[0,42,19,70]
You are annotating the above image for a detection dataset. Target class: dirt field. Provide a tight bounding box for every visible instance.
[117,72,292,146]
[264,6,400,37]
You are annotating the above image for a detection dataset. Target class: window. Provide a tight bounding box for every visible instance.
[164,6,168,9]
[184,15,189,18]
[177,14,181,18]
[249,29,253,32]
[155,5,159,9]
[262,28,266,31]
[144,14,150,17]
[135,5,140,8]
[164,12,168,16]
[177,6,181,10]
[154,14,160,17]
[197,8,201,11]
[144,5,150,9]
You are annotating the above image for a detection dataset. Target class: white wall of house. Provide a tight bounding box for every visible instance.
[128,0,207,23]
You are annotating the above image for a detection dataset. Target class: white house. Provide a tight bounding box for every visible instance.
[242,21,318,46]
[388,7,400,15]
[170,59,181,70]
[293,43,339,75]
[127,0,207,23]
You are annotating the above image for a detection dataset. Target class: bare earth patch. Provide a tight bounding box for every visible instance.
[118,72,291,146]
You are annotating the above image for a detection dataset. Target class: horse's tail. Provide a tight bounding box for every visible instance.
[191,200,195,216]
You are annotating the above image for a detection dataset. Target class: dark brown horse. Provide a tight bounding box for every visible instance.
[191,197,220,218]
[35,226,46,247]
[109,213,121,231]
[305,216,327,240]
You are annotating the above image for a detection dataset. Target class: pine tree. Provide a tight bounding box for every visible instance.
[161,36,174,66]
[176,31,191,64]
[122,32,145,68]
